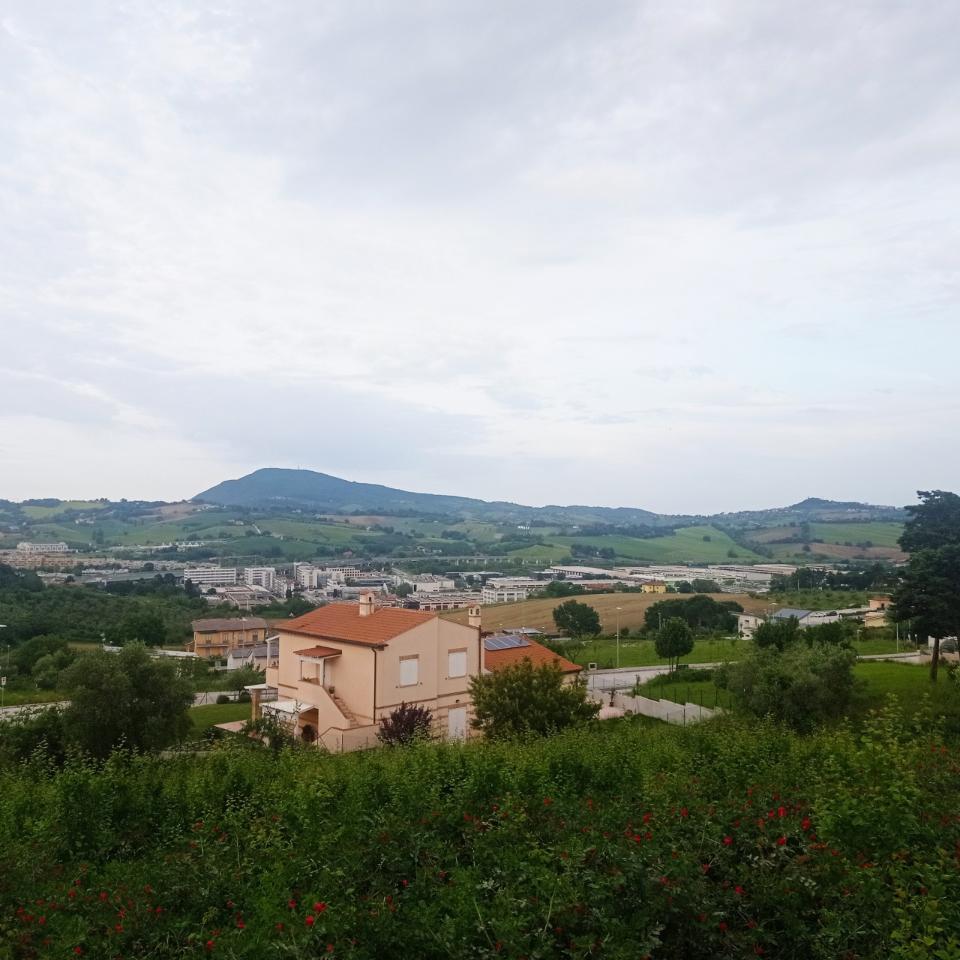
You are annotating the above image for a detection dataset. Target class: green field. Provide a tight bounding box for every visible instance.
[188,702,250,738]
[20,501,108,519]
[640,660,957,723]
[807,522,903,547]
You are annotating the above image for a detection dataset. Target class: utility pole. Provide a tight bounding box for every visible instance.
[616,607,622,669]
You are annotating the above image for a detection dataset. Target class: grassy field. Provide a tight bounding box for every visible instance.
[764,589,871,610]
[0,688,64,707]
[443,591,770,633]
[20,500,108,519]
[188,702,250,738]
[807,521,903,548]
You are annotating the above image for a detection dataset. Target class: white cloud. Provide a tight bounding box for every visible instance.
[2,1,959,511]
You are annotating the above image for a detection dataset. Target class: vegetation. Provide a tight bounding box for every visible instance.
[893,490,960,681]
[644,595,743,633]
[654,617,695,672]
[469,660,599,739]
[0,712,957,958]
[552,599,601,639]
[377,702,434,746]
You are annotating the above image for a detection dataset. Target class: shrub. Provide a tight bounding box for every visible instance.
[216,694,231,704]
[715,642,857,731]
[377,702,434,746]
[469,659,599,739]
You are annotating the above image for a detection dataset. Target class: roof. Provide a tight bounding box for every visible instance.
[771,608,811,620]
[192,617,268,632]
[484,636,581,675]
[293,645,343,659]
[281,603,437,647]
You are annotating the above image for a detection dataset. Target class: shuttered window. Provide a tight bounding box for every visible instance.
[448,649,467,678]
[399,656,419,687]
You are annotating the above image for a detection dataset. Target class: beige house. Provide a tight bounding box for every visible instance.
[258,595,481,751]
[190,617,269,658]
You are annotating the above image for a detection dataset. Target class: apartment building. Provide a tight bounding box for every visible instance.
[243,566,276,591]
[259,595,481,751]
[481,577,544,604]
[184,566,238,588]
[16,541,69,553]
[190,617,269,658]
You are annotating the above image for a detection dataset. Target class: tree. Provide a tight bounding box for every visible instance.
[654,618,694,672]
[715,643,856,732]
[893,491,960,681]
[552,599,601,639]
[59,644,193,758]
[893,544,960,682]
[115,608,167,646]
[754,618,802,652]
[377,702,434,746]
[543,580,585,598]
[469,660,598,739]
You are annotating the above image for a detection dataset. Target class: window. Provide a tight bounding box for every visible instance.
[399,656,419,687]
[448,649,467,678]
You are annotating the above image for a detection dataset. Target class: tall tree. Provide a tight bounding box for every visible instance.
[894,491,960,681]
[552,599,601,639]
[654,618,695,672]
[59,644,193,757]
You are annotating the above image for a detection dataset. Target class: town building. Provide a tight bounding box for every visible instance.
[736,613,765,638]
[257,595,481,751]
[243,566,276,591]
[399,574,456,593]
[203,584,274,609]
[16,541,69,553]
[408,591,482,611]
[481,577,545,604]
[184,566,238,588]
[190,617,269,658]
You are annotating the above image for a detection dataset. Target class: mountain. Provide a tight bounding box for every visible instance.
[194,468,904,526]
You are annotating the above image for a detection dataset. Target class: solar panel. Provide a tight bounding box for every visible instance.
[483,635,531,651]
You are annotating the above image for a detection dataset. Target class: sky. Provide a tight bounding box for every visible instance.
[2,1,959,513]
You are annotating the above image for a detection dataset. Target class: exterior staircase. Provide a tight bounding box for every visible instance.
[330,691,360,729]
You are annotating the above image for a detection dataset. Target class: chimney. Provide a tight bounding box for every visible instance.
[359,592,375,617]
[468,606,482,630]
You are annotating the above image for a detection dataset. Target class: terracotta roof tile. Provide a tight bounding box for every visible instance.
[293,645,343,659]
[484,638,582,675]
[282,603,437,647]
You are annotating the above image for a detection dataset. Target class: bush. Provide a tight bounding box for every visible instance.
[715,642,857,732]
[216,694,232,704]
[377,702,433,746]
[0,712,957,958]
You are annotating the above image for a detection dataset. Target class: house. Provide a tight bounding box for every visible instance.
[226,638,277,671]
[639,580,668,594]
[771,608,841,628]
[190,617,269,658]
[482,633,582,683]
[258,594,481,751]
[864,595,892,629]
[736,612,764,638]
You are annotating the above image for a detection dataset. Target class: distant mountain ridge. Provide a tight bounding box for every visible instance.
[194,468,905,526]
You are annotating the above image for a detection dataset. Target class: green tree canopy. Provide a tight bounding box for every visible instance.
[644,595,743,633]
[552,599,601,639]
[469,659,598,739]
[754,618,802,651]
[654,617,694,672]
[59,644,193,758]
[893,490,960,681]
[715,643,857,732]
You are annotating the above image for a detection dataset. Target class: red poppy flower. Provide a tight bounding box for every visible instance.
[801,818,811,830]
[313,902,327,913]
[723,836,733,846]
[288,899,297,910]
[73,949,83,956]
[777,836,787,846]
[734,886,745,895]
[306,916,316,927]
[205,941,215,952]
[719,922,728,931]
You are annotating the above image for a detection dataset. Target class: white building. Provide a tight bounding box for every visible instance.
[244,566,277,591]
[294,563,321,589]
[17,541,70,553]
[737,613,765,638]
[409,591,482,611]
[481,577,545,604]
[185,566,238,587]
[317,565,360,582]
[400,574,456,593]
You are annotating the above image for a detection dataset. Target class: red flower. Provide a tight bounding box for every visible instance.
[68,890,77,900]
[719,922,728,932]
[306,916,316,927]
[723,836,733,846]
[642,812,653,824]
[236,920,245,930]
[801,818,812,831]
[99,892,108,902]
[73,949,83,956]
[313,902,327,913]
[777,806,786,818]
[275,923,284,932]
[327,946,335,954]
[288,899,297,910]
[680,807,689,819]
[734,886,745,895]
[777,836,787,847]
[543,797,552,806]
[205,941,215,952]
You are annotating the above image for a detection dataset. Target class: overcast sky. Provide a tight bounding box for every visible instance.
[2,1,958,513]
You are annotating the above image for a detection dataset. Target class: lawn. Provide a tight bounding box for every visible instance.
[20,500,108,519]
[765,589,871,610]
[807,521,904,548]
[0,687,64,707]
[188,702,250,738]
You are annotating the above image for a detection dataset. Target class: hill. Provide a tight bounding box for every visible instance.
[195,468,904,527]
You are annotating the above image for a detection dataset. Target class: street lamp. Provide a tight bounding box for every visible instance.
[615,607,622,669]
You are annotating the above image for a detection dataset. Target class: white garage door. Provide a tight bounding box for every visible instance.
[447,706,467,741]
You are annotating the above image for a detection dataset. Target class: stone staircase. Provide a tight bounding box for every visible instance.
[330,691,360,729]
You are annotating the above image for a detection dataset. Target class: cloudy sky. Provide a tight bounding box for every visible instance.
[2,1,958,513]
